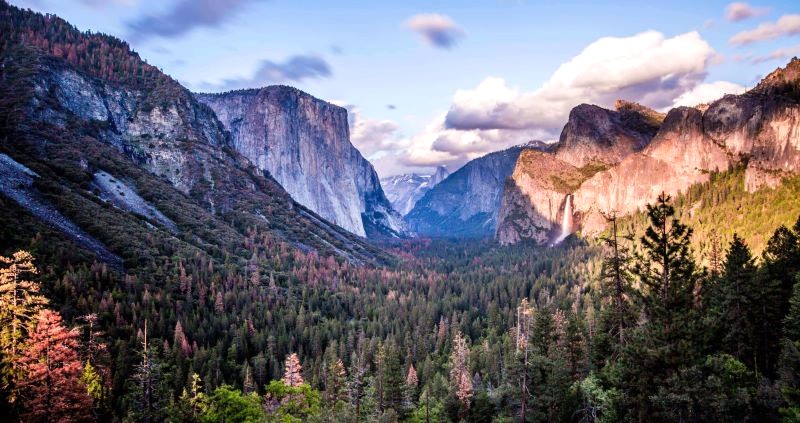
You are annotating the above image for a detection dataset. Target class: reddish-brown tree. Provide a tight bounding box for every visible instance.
[282,353,304,387]
[17,310,94,422]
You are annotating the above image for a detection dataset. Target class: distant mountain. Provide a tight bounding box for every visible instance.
[196,87,408,239]
[381,165,449,216]
[406,142,551,237]
[498,58,800,245]
[0,1,389,266]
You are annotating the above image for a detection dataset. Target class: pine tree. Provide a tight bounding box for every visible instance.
[173,320,191,358]
[511,298,533,422]
[622,193,703,420]
[282,353,303,387]
[595,213,635,363]
[242,361,255,394]
[127,321,168,423]
[779,277,800,420]
[382,345,405,415]
[325,358,347,406]
[404,364,418,411]
[718,234,758,367]
[760,222,800,377]
[17,310,93,422]
[0,251,48,396]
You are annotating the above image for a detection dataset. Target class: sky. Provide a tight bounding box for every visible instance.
[11,0,800,177]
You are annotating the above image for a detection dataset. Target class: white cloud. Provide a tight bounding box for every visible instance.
[751,44,800,64]
[730,14,800,45]
[671,81,747,107]
[445,31,714,133]
[725,3,769,22]
[377,31,743,177]
[345,106,407,158]
[404,13,465,49]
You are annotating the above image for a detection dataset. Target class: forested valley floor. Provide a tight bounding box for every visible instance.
[3,188,800,422]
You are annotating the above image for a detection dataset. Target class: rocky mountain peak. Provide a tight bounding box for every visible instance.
[430,165,449,186]
[754,57,800,94]
[195,87,407,238]
[553,101,661,168]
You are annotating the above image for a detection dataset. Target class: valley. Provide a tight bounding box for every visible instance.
[1,1,800,422]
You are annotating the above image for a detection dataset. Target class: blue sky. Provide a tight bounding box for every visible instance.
[11,0,800,176]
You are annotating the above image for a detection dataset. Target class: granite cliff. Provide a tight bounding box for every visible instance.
[554,100,663,168]
[0,2,389,265]
[498,58,800,245]
[196,88,407,238]
[407,141,551,238]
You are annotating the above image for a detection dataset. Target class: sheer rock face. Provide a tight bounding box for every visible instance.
[381,166,450,216]
[572,106,732,234]
[196,87,407,238]
[498,59,800,244]
[30,66,230,198]
[554,101,663,168]
[496,150,582,245]
[405,146,529,238]
[10,53,386,264]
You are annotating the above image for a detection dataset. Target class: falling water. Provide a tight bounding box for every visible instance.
[554,194,573,244]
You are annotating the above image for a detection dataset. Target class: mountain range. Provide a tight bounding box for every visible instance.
[1,0,799,264]
[497,58,800,245]
[380,165,449,216]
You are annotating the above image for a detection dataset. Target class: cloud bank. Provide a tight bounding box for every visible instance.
[445,31,714,133]
[404,13,465,49]
[375,31,747,177]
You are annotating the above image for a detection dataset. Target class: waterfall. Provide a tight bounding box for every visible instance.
[554,194,573,244]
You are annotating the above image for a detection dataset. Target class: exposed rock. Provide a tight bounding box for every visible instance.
[406,144,542,237]
[0,154,123,270]
[92,170,178,233]
[499,59,800,244]
[572,106,732,234]
[381,166,450,216]
[553,101,663,168]
[573,62,800,235]
[196,87,407,238]
[496,150,583,245]
[1,23,388,265]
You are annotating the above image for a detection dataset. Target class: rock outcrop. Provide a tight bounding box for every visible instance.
[554,101,663,168]
[381,166,449,216]
[196,88,407,238]
[0,1,389,265]
[498,58,800,244]
[496,102,663,245]
[407,142,550,237]
[496,150,583,245]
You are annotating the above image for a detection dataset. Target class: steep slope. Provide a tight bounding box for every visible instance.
[195,88,407,238]
[496,102,662,245]
[406,143,550,237]
[554,100,663,168]
[573,106,731,233]
[499,58,800,244]
[574,59,800,235]
[0,2,389,267]
[496,150,583,245]
[381,165,449,216]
